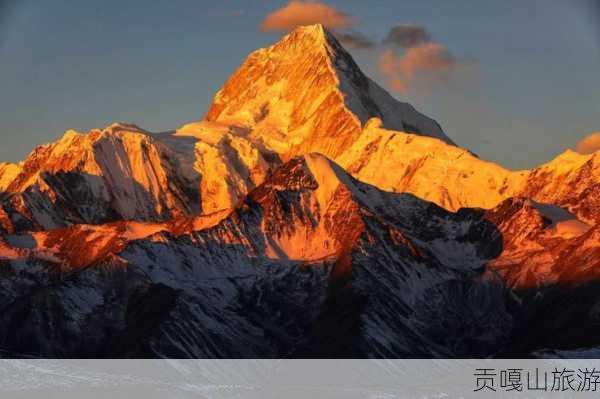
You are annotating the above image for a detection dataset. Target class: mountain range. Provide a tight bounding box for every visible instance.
[0,24,598,358]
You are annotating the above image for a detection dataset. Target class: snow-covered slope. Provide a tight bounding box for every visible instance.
[164,120,280,213]
[205,24,452,160]
[520,150,600,225]
[483,197,597,289]
[0,123,200,233]
[0,163,21,192]
[336,118,528,210]
[336,119,600,217]
[0,120,283,234]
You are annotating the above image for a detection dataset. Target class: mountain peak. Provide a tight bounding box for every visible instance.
[205,25,452,160]
[293,23,327,35]
[274,24,340,53]
[55,123,148,147]
[284,23,329,42]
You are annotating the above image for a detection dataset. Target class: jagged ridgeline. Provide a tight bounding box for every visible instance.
[0,24,599,358]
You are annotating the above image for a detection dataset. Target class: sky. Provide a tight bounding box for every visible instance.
[0,0,599,169]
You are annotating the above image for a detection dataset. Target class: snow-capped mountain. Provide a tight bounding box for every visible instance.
[205,24,453,160]
[336,118,527,210]
[3,23,452,233]
[2,24,598,231]
[0,123,201,233]
[520,150,600,225]
[165,120,280,214]
[0,121,280,233]
[0,24,599,358]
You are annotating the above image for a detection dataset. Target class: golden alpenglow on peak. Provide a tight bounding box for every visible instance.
[278,23,330,48]
[205,24,452,161]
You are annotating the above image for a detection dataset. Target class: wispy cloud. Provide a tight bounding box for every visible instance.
[260,0,355,32]
[378,43,461,93]
[378,23,472,94]
[334,30,375,49]
[575,132,600,154]
[382,24,431,49]
[259,4,473,94]
[378,50,408,92]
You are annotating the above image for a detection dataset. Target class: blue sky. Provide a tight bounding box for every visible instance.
[1,0,598,169]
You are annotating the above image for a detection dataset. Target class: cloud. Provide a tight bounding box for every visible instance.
[378,50,408,92]
[258,7,473,94]
[575,132,600,154]
[378,43,460,93]
[334,30,375,49]
[379,24,477,94]
[260,1,355,32]
[383,24,431,49]
[259,1,374,50]
[399,42,456,76]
